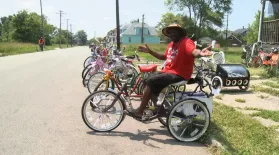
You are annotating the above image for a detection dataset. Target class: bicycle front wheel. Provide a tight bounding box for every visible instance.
[81,90,126,132]
[84,56,94,68]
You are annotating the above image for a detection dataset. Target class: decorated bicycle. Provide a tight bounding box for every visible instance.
[81,23,216,142]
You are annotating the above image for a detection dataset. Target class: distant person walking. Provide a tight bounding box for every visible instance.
[122,45,126,52]
[38,37,44,51]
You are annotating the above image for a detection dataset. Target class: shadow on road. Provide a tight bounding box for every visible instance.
[87,128,206,149]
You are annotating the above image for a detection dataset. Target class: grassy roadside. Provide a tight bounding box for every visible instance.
[0,42,75,57]
[251,109,279,122]
[201,102,279,155]
[123,44,244,64]
[263,81,279,89]
[251,85,279,97]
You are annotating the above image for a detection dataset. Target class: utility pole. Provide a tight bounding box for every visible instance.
[116,0,120,51]
[225,13,228,40]
[141,14,145,43]
[223,13,229,49]
[66,19,69,47]
[258,0,266,43]
[56,10,65,48]
[40,0,44,45]
[70,24,73,47]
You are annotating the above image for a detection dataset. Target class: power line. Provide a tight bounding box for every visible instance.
[56,10,66,48]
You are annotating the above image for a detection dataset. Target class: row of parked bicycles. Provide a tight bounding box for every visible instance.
[242,42,279,76]
[80,44,227,142]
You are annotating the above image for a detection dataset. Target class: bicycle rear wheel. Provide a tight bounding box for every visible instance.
[81,90,126,132]
[87,72,106,93]
[167,98,210,142]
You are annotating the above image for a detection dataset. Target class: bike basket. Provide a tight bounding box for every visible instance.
[174,92,213,114]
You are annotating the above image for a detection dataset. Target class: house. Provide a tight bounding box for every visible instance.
[120,21,160,44]
[198,37,220,48]
[218,27,248,46]
[105,20,160,45]
[199,37,213,45]
[105,28,117,45]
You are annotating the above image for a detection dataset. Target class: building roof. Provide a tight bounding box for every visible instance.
[218,27,248,39]
[199,37,213,44]
[120,22,157,36]
[120,24,130,29]
[232,28,248,35]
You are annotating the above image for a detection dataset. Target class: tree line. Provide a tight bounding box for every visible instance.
[157,0,279,45]
[156,0,232,44]
[0,10,88,45]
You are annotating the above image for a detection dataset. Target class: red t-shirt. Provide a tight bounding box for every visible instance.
[39,39,44,45]
[103,48,107,56]
[161,37,196,80]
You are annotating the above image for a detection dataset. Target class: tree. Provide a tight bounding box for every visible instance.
[12,10,59,45]
[76,30,87,45]
[156,12,196,41]
[243,11,260,44]
[0,15,14,42]
[165,0,232,39]
[12,10,42,43]
[89,38,99,45]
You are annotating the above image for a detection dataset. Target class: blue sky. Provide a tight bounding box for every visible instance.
[0,0,271,38]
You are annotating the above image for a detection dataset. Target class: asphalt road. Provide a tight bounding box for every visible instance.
[0,47,210,155]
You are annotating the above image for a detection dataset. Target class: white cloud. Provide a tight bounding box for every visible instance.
[18,0,37,11]
[103,17,111,21]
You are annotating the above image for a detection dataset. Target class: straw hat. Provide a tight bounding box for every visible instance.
[162,23,187,37]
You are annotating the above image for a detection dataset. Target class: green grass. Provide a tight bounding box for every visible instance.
[248,68,266,77]
[124,44,167,53]
[201,102,279,155]
[0,42,73,56]
[251,109,279,122]
[123,44,244,64]
[235,98,246,103]
[263,81,279,89]
[123,44,166,63]
[251,85,279,97]
[224,53,242,64]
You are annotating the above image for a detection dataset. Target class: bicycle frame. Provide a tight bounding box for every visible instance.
[101,68,214,117]
[102,70,145,98]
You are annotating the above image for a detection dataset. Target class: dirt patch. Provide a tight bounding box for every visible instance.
[235,109,260,115]
[214,90,279,111]
[252,117,279,127]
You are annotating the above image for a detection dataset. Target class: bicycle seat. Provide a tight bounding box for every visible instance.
[170,78,196,87]
[138,64,157,72]
[171,80,188,86]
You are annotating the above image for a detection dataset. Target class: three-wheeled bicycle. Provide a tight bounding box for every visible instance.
[81,64,215,142]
